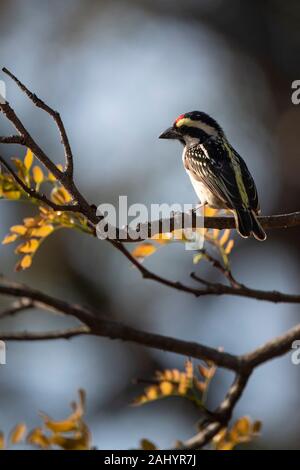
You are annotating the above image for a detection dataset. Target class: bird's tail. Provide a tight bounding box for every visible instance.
[234,208,266,241]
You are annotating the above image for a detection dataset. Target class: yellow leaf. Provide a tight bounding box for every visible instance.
[32,166,44,185]
[217,441,235,451]
[50,431,90,450]
[24,217,37,227]
[195,380,206,393]
[31,225,54,237]
[163,370,173,381]
[16,255,32,271]
[219,229,231,246]
[24,149,34,170]
[146,386,159,401]
[140,439,157,450]
[171,369,181,382]
[51,187,72,204]
[204,206,218,217]
[178,373,188,395]
[2,233,18,245]
[12,158,26,178]
[10,225,27,235]
[160,381,173,396]
[0,431,5,450]
[41,415,79,433]
[213,428,226,447]
[225,239,234,255]
[198,364,212,379]
[132,243,156,259]
[151,232,172,244]
[48,164,64,182]
[193,253,204,264]
[10,423,27,444]
[212,228,219,239]
[16,239,39,254]
[185,360,193,380]
[232,416,251,436]
[3,190,21,200]
[27,427,50,449]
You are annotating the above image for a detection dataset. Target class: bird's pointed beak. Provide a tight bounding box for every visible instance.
[159,127,181,140]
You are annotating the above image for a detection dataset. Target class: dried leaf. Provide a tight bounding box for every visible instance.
[252,420,262,434]
[140,439,157,450]
[50,431,90,450]
[9,423,27,444]
[27,427,51,449]
[41,414,79,433]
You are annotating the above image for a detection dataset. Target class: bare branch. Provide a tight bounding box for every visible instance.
[114,211,300,242]
[0,278,299,450]
[180,373,250,449]
[2,67,74,177]
[0,135,26,145]
[0,298,34,320]
[0,325,90,341]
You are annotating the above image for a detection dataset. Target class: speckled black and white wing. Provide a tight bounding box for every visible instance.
[184,138,259,213]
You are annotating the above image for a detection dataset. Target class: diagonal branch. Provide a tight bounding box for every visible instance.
[1,68,300,308]
[2,67,74,177]
[180,373,250,449]
[0,278,299,449]
[0,154,80,212]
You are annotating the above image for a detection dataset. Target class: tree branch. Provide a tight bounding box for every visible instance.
[0,279,298,449]
[0,325,90,341]
[1,68,300,307]
[1,70,300,450]
[0,154,80,212]
[2,67,74,177]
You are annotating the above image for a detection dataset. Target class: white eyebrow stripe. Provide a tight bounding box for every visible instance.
[176,117,218,136]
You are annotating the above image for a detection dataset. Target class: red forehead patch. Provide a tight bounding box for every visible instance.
[175,113,185,125]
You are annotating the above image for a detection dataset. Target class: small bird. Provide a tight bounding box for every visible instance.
[159,111,266,241]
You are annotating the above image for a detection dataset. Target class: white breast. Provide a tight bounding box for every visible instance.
[182,147,209,204]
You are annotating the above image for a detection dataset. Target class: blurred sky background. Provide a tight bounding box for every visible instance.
[0,0,300,449]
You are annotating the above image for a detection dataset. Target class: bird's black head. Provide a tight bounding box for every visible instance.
[159,111,224,145]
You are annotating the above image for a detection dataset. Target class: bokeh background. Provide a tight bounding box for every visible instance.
[0,0,300,449]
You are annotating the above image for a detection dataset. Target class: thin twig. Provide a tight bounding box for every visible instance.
[0,325,90,341]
